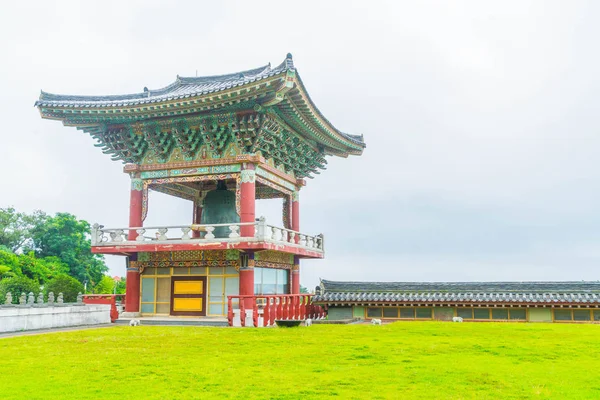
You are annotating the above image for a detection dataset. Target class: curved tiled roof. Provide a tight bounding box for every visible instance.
[319,280,600,293]
[313,280,600,305]
[36,61,287,108]
[35,54,365,157]
[314,291,600,305]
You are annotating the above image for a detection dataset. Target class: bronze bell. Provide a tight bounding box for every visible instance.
[201,180,240,238]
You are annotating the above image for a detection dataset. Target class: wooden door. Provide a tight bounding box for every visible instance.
[170,276,207,316]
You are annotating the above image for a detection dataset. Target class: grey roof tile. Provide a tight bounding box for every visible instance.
[35,60,287,108]
[313,280,600,305]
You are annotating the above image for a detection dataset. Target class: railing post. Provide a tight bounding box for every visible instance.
[205,226,215,240]
[228,225,240,238]
[263,297,270,327]
[253,299,259,327]
[299,295,307,319]
[157,228,168,241]
[257,217,266,240]
[240,297,246,328]
[285,297,291,320]
[227,296,234,326]
[294,296,300,320]
[277,296,283,321]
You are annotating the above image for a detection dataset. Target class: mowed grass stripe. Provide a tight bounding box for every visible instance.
[0,322,599,399]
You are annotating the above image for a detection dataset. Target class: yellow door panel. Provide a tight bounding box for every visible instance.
[173,298,203,312]
[174,281,203,295]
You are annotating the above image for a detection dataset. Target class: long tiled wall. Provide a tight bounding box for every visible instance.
[326,305,600,323]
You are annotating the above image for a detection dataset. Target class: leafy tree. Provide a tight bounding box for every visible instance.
[115,277,126,295]
[0,207,46,252]
[300,285,310,294]
[93,275,116,294]
[0,246,21,277]
[0,265,12,279]
[18,252,69,285]
[0,276,40,304]
[44,275,84,303]
[29,213,107,285]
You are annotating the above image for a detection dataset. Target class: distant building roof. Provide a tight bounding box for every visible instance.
[313,280,600,306]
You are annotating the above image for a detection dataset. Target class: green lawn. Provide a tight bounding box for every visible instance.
[1,322,599,399]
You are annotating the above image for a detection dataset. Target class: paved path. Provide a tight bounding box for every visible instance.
[0,324,115,339]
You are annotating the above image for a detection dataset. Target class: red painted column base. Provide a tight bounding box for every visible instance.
[239,268,255,308]
[125,266,140,313]
[291,270,300,295]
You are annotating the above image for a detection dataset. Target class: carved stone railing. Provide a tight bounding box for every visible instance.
[91,217,324,253]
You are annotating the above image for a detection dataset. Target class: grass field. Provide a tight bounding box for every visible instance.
[0,322,599,399]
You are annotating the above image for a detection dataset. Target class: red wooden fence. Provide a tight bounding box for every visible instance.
[227,294,326,327]
[82,294,125,323]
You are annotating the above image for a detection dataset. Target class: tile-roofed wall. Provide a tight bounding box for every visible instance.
[319,280,600,293]
[313,280,600,306]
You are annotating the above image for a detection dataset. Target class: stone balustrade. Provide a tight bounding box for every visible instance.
[91,217,324,253]
[1,291,84,308]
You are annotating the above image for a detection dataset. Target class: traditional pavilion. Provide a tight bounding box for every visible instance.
[36,54,365,317]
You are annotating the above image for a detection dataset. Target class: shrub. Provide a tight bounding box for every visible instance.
[44,275,84,303]
[0,276,40,304]
[93,275,115,294]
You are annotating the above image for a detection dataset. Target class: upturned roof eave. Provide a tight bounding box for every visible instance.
[35,54,366,155]
[288,72,365,152]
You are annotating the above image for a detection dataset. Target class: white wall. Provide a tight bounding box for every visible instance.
[0,304,111,333]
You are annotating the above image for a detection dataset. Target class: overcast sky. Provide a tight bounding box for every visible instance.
[2,1,599,289]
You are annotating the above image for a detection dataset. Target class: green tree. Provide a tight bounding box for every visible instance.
[0,246,21,278]
[300,285,310,294]
[29,213,107,285]
[0,207,46,252]
[44,275,84,303]
[93,275,116,294]
[0,276,40,304]
[18,252,69,285]
[115,277,126,294]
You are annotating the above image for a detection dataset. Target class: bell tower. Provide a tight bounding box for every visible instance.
[35,54,365,317]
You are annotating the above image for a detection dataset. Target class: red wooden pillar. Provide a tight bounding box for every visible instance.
[291,256,300,294]
[291,190,300,294]
[125,177,143,313]
[240,164,256,237]
[192,201,202,238]
[239,252,255,309]
[292,190,300,237]
[128,177,143,240]
[125,260,141,313]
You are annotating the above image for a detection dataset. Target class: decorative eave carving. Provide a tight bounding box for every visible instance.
[35,54,365,178]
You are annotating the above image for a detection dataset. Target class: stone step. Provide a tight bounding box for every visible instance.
[115,318,228,327]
